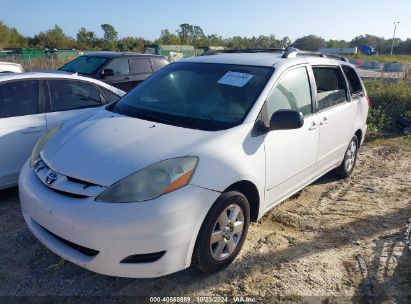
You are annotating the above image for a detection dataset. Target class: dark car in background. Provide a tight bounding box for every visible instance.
[59,52,169,91]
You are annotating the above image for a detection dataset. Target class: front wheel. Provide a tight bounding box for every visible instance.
[192,191,250,273]
[334,135,359,178]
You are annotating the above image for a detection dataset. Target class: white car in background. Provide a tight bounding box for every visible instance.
[0,62,24,73]
[0,72,125,189]
[20,50,369,278]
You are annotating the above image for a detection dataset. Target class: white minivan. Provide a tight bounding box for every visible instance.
[19,50,369,278]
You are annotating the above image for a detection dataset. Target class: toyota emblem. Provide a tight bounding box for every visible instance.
[45,171,57,186]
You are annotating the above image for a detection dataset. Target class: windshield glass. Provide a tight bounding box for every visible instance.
[113,62,273,131]
[60,56,108,75]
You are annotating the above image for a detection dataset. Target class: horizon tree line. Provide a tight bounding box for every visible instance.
[1,21,410,55]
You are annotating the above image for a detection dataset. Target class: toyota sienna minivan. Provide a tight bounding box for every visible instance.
[19,49,369,278]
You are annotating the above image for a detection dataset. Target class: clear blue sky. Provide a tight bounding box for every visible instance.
[1,0,410,41]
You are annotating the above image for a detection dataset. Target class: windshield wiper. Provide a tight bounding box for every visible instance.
[137,113,191,128]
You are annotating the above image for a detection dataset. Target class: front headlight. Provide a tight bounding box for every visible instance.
[30,124,63,167]
[96,156,198,203]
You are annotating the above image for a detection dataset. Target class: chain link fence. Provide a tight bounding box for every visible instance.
[363,71,411,132]
[0,49,80,71]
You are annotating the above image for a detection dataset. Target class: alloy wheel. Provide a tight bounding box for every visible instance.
[210,204,244,261]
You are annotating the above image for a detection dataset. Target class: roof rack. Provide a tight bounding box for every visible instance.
[203,48,288,56]
[203,48,349,62]
[282,50,348,62]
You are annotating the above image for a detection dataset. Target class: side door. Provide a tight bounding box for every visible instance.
[341,65,367,145]
[100,58,132,91]
[45,79,106,129]
[264,65,320,208]
[0,79,46,188]
[311,65,355,176]
[129,57,153,89]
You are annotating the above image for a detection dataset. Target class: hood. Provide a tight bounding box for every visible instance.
[41,110,217,187]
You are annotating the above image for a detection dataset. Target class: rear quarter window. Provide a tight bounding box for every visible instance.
[151,58,169,72]
[342,66,363,97]
[130,58,152,74]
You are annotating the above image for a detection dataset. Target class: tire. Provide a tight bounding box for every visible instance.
[192,191,250,273]
[405,218,411,252]
[334,135,359,178]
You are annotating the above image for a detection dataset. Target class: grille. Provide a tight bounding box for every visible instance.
[40,224,99,257]
[33,157,106,198]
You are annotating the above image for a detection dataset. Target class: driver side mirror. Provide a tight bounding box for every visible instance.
[101,68,114,77]
[269,109,304,131]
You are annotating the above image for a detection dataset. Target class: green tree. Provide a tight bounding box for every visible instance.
[31,25,75,49]
[77,27,97,50]
[0,21,27,49]
[280,36,291,48]
[116,36,148,52]
[101,24,118,42]
[349,34,385,52]
[326,39,349,48]
[156,29,180,45]
[291,35,326,51]
[176,23,193,45]
[101,24,118,49]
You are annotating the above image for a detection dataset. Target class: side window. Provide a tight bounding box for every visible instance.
[313,67,347,110]
[130,58,152,74]
[266,66,312,118]
[48,79,103,112]
[104,59,130,75]
[100,87,121,103]
[342,66,363,97]
[151,58,168,71]
[0,80,39,118]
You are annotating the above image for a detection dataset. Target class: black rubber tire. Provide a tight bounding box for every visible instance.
[334,135,359,178]
[192,191,250,273]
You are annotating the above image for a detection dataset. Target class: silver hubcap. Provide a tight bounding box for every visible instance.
[210,204,244,261]
[345,140,357,171]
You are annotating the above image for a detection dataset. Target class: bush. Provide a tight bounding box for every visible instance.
[367,106,389,134]
[364,80,411,131]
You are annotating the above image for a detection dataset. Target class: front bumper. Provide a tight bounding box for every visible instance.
[19,161,220,278]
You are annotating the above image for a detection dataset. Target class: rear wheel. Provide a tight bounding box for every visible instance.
[192,191,250,273]
[334,135,358,178]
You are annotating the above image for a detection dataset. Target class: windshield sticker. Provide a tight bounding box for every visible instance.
[217,71,254,87]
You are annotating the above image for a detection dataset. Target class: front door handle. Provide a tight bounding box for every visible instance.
[308,122,317,130]
[21,126,42,134]
[124,76,132,80]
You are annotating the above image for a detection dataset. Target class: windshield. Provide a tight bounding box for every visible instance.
[60,56,108,75]
[112,62,273,131]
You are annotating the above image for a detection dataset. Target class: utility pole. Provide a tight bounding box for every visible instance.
[390,21,400,56]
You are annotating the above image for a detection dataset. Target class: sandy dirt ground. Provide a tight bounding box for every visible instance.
[0,135,410,303]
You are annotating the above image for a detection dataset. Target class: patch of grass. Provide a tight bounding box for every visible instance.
[366,134,411,154]
[347,54,411,64]
[47,258,65,271]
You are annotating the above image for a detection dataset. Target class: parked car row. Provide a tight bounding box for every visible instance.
[0,71,125,190]
[2,49,369,279]
[59,52,169,92]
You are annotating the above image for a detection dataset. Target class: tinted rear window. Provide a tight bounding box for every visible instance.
[60,56,107,75]
[48,79,103,111]
[0,80,39,118]
[130,58,152,74]
[313,67,347,110]
[342,66,363,96]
